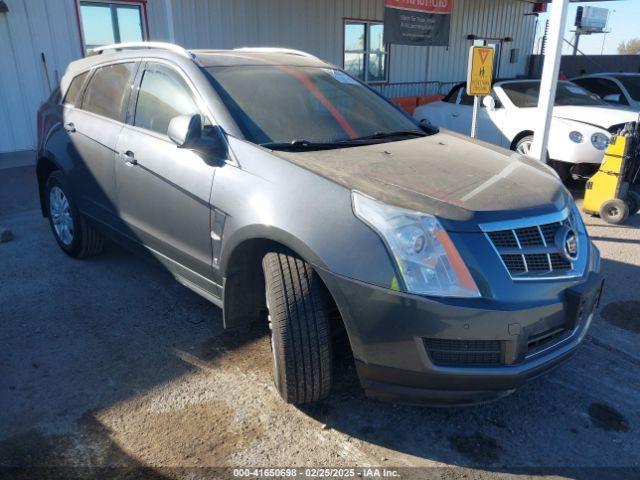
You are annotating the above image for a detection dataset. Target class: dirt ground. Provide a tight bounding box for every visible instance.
[1,165,639,479]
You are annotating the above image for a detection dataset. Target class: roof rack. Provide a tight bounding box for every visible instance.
[88,42,193,59]
[233,47,318,60]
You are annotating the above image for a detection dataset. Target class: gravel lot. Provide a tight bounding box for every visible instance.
[1,164,639,479]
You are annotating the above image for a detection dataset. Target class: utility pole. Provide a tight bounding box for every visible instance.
[530,0,571,163]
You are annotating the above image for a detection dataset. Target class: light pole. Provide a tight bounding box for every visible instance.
[530,0,570,163]
[601,10,616,55]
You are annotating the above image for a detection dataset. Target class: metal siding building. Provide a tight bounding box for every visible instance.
[0,0,536,154]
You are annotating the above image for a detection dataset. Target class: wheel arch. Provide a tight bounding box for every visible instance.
[510,130,534,151]
[36,156,62,217]
[220,226,334,330]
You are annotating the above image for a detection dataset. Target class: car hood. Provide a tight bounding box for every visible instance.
[273,131,570,231]
[552,105,638,130]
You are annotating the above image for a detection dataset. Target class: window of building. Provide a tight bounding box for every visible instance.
[134,66,200,136]
[82,63,136,121]
[79,1,146,53]
[63,72,89,106]
[344,21,387,83]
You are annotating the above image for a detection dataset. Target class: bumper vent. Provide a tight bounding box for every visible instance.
[424,338,502,366]
[527,327,571,357]
[483,213,580,280]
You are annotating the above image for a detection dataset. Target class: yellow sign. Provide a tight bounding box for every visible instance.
[467,46,495,96]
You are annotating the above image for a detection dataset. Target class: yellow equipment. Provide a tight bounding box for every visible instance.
[583,122,640,225]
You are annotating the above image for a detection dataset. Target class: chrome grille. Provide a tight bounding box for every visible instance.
[481,210,581,280]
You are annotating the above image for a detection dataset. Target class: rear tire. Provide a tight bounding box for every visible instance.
[45,171,104,258]
[262,251,333,404]
[599,198,629,225]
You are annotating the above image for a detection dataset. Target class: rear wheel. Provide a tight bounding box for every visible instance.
[599,198,629,225]
[45,171,104,258]
[262,251,333,404]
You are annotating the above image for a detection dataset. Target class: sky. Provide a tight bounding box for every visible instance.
[533,0,640,55]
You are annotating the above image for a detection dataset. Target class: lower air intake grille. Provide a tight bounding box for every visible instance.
[423,338,502,366]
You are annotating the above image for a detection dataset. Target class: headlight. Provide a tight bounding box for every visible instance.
[352,192,480,298]
[569,131,584,143]
[591,133,610,151]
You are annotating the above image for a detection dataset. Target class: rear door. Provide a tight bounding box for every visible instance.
[115,61,217,282]
[68,61,138,227]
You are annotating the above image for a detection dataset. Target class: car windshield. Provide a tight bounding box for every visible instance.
[204,65,424,148]
[614,75,640,101]
[501,81,606,108]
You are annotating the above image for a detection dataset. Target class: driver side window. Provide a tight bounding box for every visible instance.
[134,65,201,136]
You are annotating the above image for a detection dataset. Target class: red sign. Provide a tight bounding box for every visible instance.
[533,3,547,14]
[385,0,452,15]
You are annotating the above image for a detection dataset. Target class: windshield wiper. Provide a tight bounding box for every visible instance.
[260,129,434,151]
[347,130,427,142]
[260,139,345,151]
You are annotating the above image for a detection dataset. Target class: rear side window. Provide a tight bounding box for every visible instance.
[82,63,136,121]
[134,66,200,136]
[63,72,88,106]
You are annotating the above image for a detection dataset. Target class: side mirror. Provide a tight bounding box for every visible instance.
[603,94,622,105]
[167,115,228,162]
[168,114,202,147]
[482,95,496,111]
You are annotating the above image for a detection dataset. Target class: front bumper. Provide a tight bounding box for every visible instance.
[320,269,603,406]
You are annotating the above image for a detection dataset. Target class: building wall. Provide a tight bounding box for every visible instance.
[148,0,536,94]
[0,0,535,153]
[0,0,82,153]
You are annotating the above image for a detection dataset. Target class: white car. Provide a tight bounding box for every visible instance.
[572,73,640,110]
[414,79,638,180]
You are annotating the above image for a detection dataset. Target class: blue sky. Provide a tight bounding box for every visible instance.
[533,0,640,55]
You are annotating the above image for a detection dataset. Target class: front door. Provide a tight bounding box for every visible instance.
[115,62,216,282]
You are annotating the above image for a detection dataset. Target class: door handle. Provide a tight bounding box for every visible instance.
[121,150,137,166]
[452,112,460,118]
[64,122,76,133]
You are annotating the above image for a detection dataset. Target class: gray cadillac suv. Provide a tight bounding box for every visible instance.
[36,42,603,406]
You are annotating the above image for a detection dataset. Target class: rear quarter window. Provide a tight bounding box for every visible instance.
[63,72,88,106]
[82,63,136,121]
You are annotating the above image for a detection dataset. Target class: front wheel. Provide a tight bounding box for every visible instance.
[600,198,629,225]
[262,251,333,404]
[45,171,104,258]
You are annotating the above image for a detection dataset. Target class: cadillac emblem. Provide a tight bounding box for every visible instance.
[555,226,579,262]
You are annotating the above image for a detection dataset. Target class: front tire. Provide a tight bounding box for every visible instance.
[45,171,104,258]
[600,198,629,225]
[262,251,333,404]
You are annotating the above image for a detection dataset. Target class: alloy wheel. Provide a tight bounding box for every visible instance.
[49,186,74,246]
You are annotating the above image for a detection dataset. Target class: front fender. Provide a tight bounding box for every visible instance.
[212,138,398,289]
